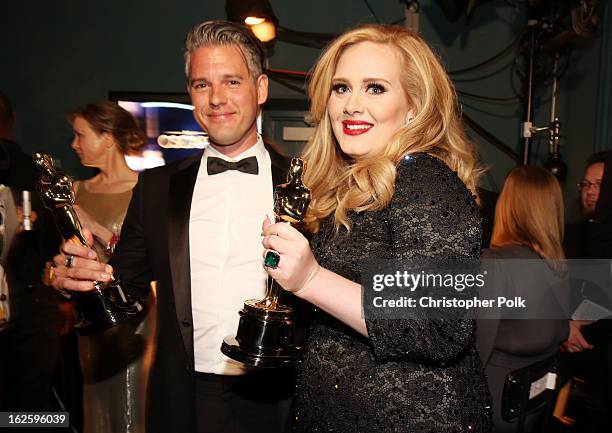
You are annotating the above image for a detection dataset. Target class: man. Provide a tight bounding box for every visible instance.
[561,151,612,432]
[0,91,38,191]
[0,91,66,416]
[52,21,293,433]
[580,156,605,217]
[564,151,611,259]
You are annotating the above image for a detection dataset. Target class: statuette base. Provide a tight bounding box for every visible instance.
[221,299,299,368]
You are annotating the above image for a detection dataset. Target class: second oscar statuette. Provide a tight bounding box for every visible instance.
[34,153,143,334]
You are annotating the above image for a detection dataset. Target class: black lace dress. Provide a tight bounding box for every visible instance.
[293,154,492,432]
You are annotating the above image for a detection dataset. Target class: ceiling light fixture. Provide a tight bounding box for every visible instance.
[226,0,278,43]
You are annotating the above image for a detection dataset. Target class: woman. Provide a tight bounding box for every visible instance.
[262,25,491,431]
[68,101,153,433]
[70,102,143,259]
[477,166,569,432]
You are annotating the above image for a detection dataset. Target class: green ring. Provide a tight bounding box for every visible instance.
[264,251,281,268]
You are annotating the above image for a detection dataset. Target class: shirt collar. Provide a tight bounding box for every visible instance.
[205,134,266,162]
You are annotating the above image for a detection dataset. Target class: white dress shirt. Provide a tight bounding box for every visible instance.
[189,137,274,375]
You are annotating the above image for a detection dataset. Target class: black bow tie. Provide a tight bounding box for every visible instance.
[207,156,259,175]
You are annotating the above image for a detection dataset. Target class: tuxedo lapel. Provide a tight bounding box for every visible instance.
[167,153,202,363]
[271,163,286,188]
[265,141,290,188]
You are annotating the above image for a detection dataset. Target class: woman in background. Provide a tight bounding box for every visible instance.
[69,101,154,433]
[477,166,570,432]
[70,102,142,259]
[261,24,491,431]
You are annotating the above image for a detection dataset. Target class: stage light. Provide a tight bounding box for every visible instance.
[226,0,278,43]
[244,17,265,25]
[250,21,276,42]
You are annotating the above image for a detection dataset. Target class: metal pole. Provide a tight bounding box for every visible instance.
[522,20,538,165]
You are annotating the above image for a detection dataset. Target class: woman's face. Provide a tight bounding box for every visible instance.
[327,41,412,160]
[71,116,110,167]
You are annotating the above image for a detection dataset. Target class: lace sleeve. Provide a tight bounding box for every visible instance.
[365,154,482,365]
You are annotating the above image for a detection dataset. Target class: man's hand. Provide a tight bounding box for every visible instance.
[51,228,113,292]
[561,320,595,353]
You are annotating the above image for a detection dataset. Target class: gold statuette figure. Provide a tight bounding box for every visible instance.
[34,152,142,334]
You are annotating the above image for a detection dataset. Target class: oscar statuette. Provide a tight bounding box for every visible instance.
[33,153,143,334]
[221,158,311,367]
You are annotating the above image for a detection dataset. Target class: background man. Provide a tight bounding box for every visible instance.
[0,91,37,190]
[562,150,612,432]
[0,91,66,418]
[565,151,611,258]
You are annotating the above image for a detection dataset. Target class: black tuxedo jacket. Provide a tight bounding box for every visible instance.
[111,144,290,433]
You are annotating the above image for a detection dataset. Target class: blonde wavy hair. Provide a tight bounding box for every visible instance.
[301,24,480,233]
[491,166,565,260]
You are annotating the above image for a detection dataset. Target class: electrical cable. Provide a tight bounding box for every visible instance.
[363,0,381,23]
[458,90,521,103]
[452,65,519,89]
[462,113,521,163]
[449,31,525,75]
[511,27,573,104]
[268,74,307,94]
[267,68,310,77]
[277,26,336,49]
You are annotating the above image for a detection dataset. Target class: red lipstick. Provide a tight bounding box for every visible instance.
[342,120,373,136]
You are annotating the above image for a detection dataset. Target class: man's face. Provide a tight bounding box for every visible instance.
[580,162,604,216]
[188,45,268,157]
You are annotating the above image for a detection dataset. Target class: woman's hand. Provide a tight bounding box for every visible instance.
[261,217,320,295]
[262,217,367,336]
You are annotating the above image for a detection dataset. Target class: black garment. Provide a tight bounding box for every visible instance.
[195,371,293,433]
[0,139,37,191]
[478,187,498,250]
[295,154,491,432]
[561,152,612,432]
[586,151,612,257]
[111,146,293,433]
[564,219,590,259]
[476,245,569,433]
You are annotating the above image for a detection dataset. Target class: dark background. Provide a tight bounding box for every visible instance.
[1,0,610,216]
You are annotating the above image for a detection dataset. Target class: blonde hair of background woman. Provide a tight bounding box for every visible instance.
[491,165,565,260]
[301,24,481,233]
